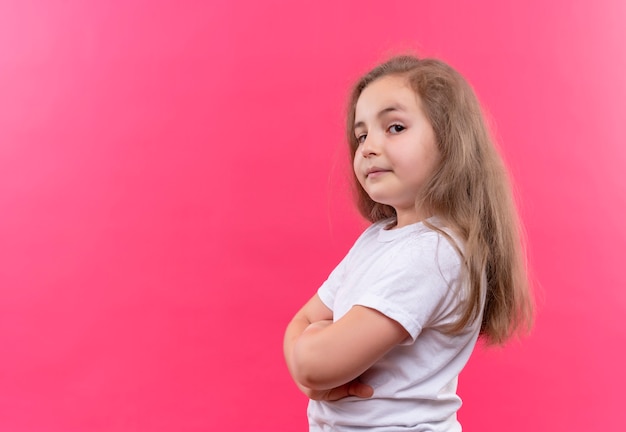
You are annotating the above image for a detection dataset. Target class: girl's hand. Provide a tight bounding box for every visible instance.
[300,378,374,401]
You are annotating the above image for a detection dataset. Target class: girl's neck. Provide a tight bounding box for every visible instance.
[391,207,431,229]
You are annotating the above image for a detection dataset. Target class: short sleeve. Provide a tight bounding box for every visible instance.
[317,224,380,313]
[353,232,463,343]
[316,255,347,312]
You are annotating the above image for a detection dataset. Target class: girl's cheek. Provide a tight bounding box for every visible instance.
[353,158,360,175]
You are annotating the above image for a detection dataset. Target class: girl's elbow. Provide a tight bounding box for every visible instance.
[292,355,326,389]
[295,370,327,390]
[292,344,335,390]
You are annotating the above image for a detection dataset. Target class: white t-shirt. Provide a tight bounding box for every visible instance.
[308,218,483,432]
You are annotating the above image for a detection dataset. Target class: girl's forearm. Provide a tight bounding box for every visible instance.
[284,315,312,385]
[284,294,336,391]
[288,306,409,391]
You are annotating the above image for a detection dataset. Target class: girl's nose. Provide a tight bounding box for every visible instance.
[360,136,380,157]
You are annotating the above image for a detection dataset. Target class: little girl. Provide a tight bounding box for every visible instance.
[284,55,533,431]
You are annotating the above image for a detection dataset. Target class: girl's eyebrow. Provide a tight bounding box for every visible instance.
[354,104,407,130]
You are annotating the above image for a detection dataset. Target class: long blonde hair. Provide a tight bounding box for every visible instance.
[346,55,533,345]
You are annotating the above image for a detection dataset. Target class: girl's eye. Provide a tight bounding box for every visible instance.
[388,124,405,134]
[356,134,367,144]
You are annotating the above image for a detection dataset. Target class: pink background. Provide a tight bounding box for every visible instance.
[1,1,625,430]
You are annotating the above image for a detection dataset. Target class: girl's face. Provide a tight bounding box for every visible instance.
[353,75,440,227]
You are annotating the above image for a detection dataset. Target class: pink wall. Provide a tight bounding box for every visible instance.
[1,1,625,430]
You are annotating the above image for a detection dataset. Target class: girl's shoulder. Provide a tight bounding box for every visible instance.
[395,218,465,272]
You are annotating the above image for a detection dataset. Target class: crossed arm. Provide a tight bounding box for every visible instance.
[283,293,409,400]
